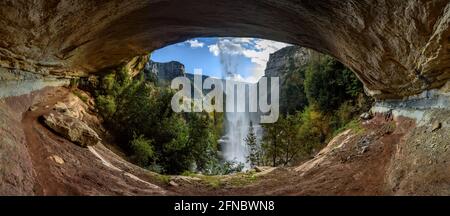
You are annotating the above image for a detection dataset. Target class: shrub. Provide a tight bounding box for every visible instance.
[96,95,116,118]
[335,101,355,128]
[130,135,155,167]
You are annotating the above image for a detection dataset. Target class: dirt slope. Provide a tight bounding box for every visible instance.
[2,86,450,195]
[14,87,168,195]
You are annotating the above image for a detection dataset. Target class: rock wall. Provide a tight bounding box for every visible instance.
[0,0,449,99]
[144,60,186,82]
[264,46,312,80]
[263,46,324,83]
[0,90,51,195]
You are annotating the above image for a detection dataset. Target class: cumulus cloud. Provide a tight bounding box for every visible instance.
[208,44,220,56]
[186,39,205,48]
[207,38,290,83]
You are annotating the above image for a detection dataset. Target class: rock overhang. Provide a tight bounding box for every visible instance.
[0,0,449,99]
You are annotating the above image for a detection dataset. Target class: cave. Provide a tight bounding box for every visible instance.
[1,0,450,196]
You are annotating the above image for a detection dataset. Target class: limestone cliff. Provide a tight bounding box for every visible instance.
[265,46,312,79]
[264,46,313,114]
[144,60,186,83]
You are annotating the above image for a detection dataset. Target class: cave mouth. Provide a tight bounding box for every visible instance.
[149,37,291,171]
[90,36,371,177]
[0,0,449,196]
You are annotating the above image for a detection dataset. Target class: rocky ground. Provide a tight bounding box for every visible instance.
[4,87,168,195]
[1,86,450,195]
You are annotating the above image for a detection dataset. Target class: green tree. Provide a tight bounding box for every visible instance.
[304,56,363,113]
[130,135,155,167]
[94,65,221,174]
[280,62,308,115]
[96,95,116,119]
[245,121,260,167]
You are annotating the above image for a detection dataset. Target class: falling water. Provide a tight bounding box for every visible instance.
[221,100,251,167]
[213,44,251,167]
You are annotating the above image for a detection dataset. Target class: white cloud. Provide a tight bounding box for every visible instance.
[186,39,205,48]
[207,37,290,83]
[208,44,220,56]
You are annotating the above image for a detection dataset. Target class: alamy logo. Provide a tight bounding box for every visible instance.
[170,69,280,123]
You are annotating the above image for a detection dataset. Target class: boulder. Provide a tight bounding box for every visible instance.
[53,102,69,114]
[254,166,271,173]
[41,112,101,147]
[169,181,179,187]
[360,112,373,120]
[432,122,442,132]
[53,97,88,119]
[29,105,39,112]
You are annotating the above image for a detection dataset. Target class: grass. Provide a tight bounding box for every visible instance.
[155,174,171,185]
[181,170,259,188]
[200,176,222,189]
[181,171,222,188]
[332,119,364,137]
[227,171,258,187]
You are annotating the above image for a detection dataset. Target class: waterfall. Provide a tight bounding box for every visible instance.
[222,108,250,167]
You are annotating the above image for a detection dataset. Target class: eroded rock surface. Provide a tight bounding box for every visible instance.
[0,87,168,195]
[264,46,312,79]
[41,112,100,147]
[0,0,449,98]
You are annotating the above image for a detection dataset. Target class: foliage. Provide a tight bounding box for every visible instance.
[130,135,155,167]
[204,159,245,176]
[279,63,308,114]
[96,95,116,118]
[245,121,260,167]
[254,54,372,167]
[258,109,327,166]
[332,119,364,138]
[95,66,221,174]
[304,56,364,113]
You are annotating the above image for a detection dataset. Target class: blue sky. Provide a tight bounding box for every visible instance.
[151,37,290,83]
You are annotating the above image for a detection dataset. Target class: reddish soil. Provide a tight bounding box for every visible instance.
[19,87,168,195]
[1,86,425,195]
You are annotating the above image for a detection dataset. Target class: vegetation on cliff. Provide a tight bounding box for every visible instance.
[94,67,226,174]
[247,55,372,167]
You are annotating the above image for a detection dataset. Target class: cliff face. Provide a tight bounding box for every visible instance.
[265,46,311,79]
[264,46,311,114]
[264,46,313,85]
[0,0,449,98]
[144,60,186,82]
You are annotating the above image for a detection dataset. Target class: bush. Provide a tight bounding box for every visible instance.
[205,159,245,175]
[335,101,355,128]
[130,135,155,167]
[96,95,116,118]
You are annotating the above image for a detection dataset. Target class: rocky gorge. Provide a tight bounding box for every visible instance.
[1,0,450,195]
